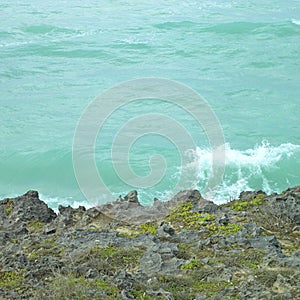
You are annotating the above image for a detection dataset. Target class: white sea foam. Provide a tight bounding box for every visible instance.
[39,194,95,213]
[224,141,299,167]
[187,141,300,203]
[291,19,300,25]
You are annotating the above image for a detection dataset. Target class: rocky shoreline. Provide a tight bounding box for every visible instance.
[0,187,299,299]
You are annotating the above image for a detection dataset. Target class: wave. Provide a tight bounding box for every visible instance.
[0,25,102,49]
[153,20,300,37]
[291,19,300,26]
[188,141,300,203]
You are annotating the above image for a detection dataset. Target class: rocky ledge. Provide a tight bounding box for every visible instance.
[0,188,299,299]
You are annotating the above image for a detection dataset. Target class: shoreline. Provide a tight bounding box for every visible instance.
[0,187,299,299]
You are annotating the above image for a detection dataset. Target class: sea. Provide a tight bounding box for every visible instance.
[1,0,300,210]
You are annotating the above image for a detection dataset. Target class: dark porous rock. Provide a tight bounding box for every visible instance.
[157,223,175,239]
[54,204,114,232]
[0,191,57,236]
[152,197,167,210]
[265,186,300,225]
[171,229,200,244]
[140,251,162,275]
[239,190,267,201]
[0,187,300,299]
[272,273,294,296]
[56,205,86,227]
[216,213,230,225]
[250,235,282,252]
[0,190,56,226]
[85,207,101,218]
[113,269,135,291]
[124,190,139,203]
[140,241,183,275]
[167,189,202,204]
[167,189,220,214]
[243,222,263,237]
[85,268,99,279]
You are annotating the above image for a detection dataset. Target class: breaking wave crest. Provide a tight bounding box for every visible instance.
[187,141,300,203]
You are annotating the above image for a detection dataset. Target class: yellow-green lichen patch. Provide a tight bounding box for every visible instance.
[176,243,197,260]
[180,259,202,270]
[176,243,217,262]
[0,270,24,289]
[4,199,14,216]
[166,201,242,236]
[206,222,243,236]
[229,194,266,212]
[166,201,215,231]
[138,223,158,235]
[116,223,158,238]
[193,280,236,297]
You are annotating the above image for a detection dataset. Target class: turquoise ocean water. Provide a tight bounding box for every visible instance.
[1,0,300,209]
